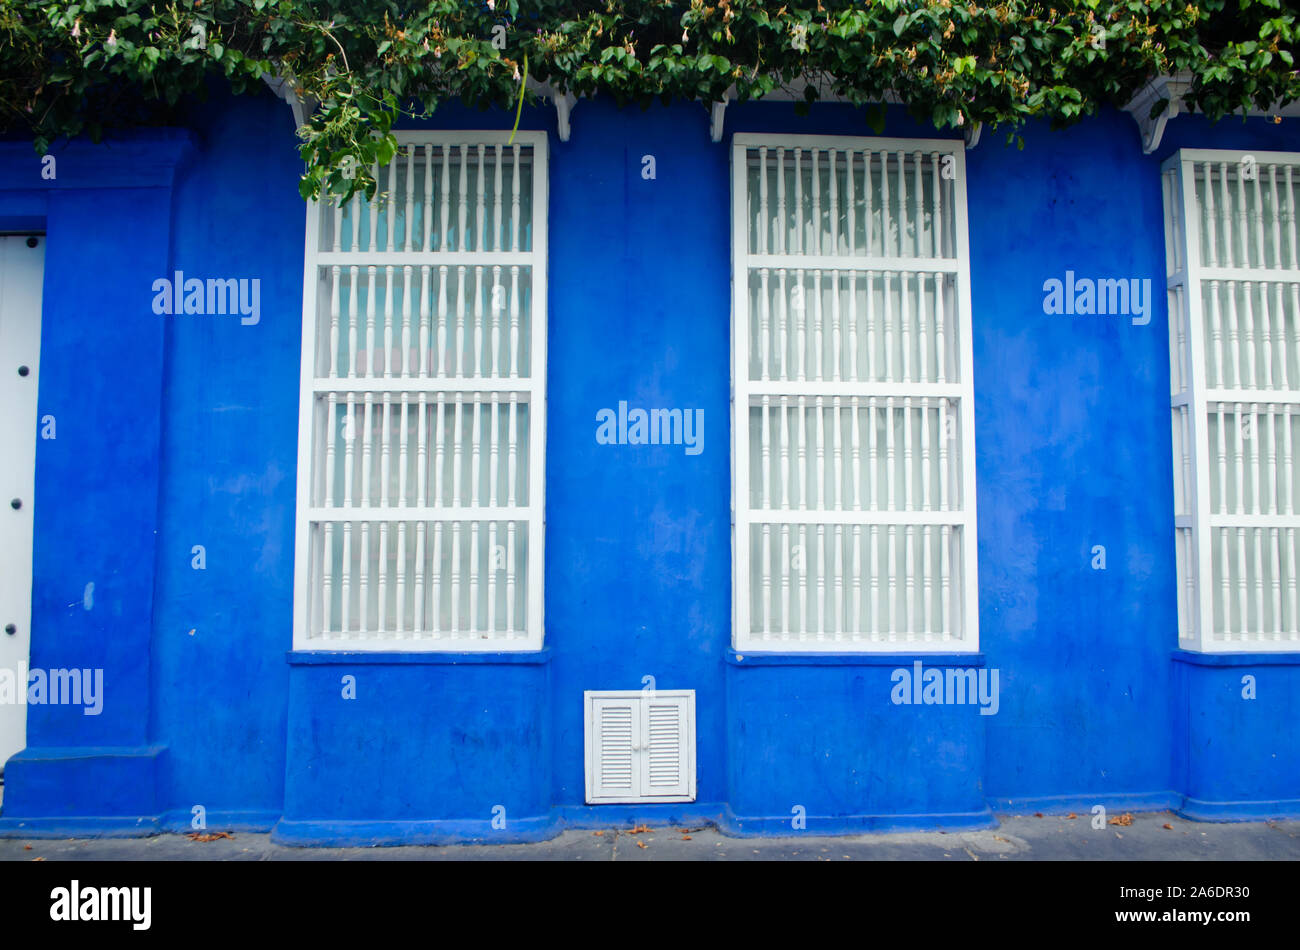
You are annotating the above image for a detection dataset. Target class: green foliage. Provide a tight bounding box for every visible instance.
[1,1,1297,200]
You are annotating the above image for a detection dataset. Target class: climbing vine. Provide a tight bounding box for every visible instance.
[1,1,1297,200]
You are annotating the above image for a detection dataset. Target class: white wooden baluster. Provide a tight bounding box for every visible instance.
[776,270,788,379]
[833,525,843,639]
[905,525,915,638]
[1251,404,1261,516]
[903,396,914,512]
[506,521,517,635]
[759,269,771,380]
[871,523,881,636]
[401,266,414,377]
[1253,162,1266,269]
[415,393,428,634]
[491,266,503,378]
[830,270,841,381]
[845,149,856,258]
[934,274,947,384]
[813,270,824,381]
[470,518,480,635]
[815,397,825,509]
[1215,160,1230,265]
[1243,282,1258,389]
[796,395,807,509]
[436,266,449,378]
[883,272,894,381]
[829,149,839,253]
[419,266,431,378]
[383,267,395,377]
[816,524,826,641]
[347,268,359,379]
[851,524,862,635]
[916,273,928,382]
[473,267,484,378]
[1208,282,1224,387]
[488,520,498,636]
[379,394,392,633]
[440,145,451,250]
[761,396,772,638]
[912,150,923,257]
[781,524,791,635]
[458,145,470,251]
[901,271,911,383]
[921,398,932,511]
[431,520,442,637]
[831,396,843,511]
[1269,165,1282,269]
[887,524,898,641]
[450,520,461,635]
[505,396,518,621]
[1235,162,1250,269]
[475,144,487,253]
[865,273,876,380]
[880,151,891,257]
[364,266,377,377]
[453,392,464,509]
[1216,404,1228,515]
[939,400,952,634]
[1271,523,1283,638]
[1203,162,1217,265]
[780,396,791,511]
[848,273,859,381]
[510,266,521,378]
[1227,281,1242,388]
[794,269,806,381]
[863,150,875,256]
[794,149,803,254]
[886,396,896,510]
[494,144,504,252]
[323,395,339,634]
[329,266,341,378]
[931,151,942,257]
[1253,523,1264,638]
[775,147,786,255]
[896,150,908,257]
[810,147,821,256]
[923,524,933,636]
[422,144,434,252]
[359,393,374,634]
[1260,283,1275,391]
[802,524,811,637]
[868,396,878,510]
[1287,166,1298,269]
[1274,284,1289,390]
[758,147,769,254]
[455,266,467,376]
[403,145,415,252]
[511,144,521,252]
[851,397,862,510]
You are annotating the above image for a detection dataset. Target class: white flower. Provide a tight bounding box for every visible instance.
[106,28,117,47]
[71,18,80,39]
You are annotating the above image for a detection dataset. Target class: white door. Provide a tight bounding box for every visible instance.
[0,235,43,771]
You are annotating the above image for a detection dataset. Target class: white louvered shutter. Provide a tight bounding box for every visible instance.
[590,697,638,801]
[585,691,696,803]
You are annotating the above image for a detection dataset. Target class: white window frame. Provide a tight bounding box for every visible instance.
[730,133,979,653]
[1162,147,1300,652]
[292,130,548,652]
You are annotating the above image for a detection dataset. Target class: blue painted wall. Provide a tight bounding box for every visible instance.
[2,87,1298,841]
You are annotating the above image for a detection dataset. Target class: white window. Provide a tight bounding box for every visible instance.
[293,132,548,651]
[1162,148,1300,652]
[730,134,979,652]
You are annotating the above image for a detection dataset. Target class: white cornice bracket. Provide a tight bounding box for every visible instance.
[1123,74,1195,154]
[554,91,577,142]
[262,72,310,129]
[963,121,982,150]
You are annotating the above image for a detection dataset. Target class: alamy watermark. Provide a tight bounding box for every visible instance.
[889,660,999,716]
[1042,271,1152,325]
[0,665,103,715]
[595,401,704,455]
[151,271,261,325]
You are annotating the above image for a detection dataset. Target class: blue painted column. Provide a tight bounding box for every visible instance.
[0,131,193,834]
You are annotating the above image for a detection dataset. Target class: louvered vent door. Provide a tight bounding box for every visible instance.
[584,691,696,803]
[589,697,638,800]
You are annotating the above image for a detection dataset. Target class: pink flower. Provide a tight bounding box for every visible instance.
[106,28,117,47]
[71,18,80,39]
